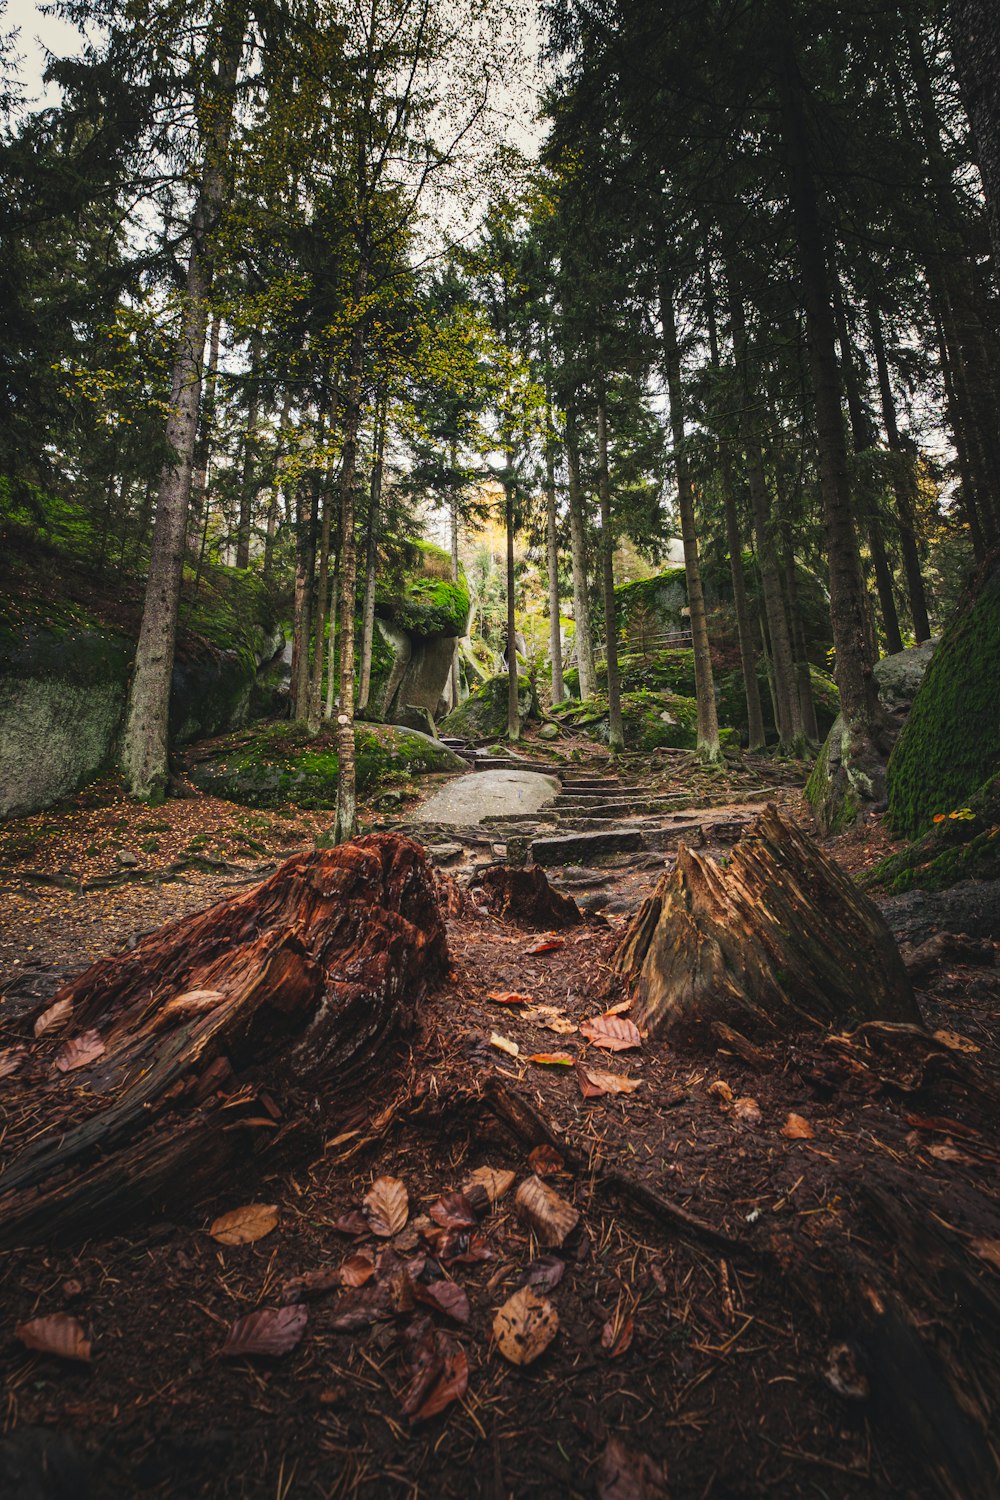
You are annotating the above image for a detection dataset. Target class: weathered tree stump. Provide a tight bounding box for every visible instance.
[477,865,583,928]
[0,834,446,1247]
[613,805,919,1043]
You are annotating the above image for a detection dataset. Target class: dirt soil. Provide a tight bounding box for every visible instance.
[1,756,998,1500]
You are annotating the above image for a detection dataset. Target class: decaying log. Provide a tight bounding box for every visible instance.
[613,805,919,1043]
[0,834,446,1248]
[476,865,582,928]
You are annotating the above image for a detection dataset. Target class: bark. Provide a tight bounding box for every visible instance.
[950,0,1000,266]
[596,385,624,753]
[868,303,931,641]
[449,441,461,713]
[931,299,988,559]
[478,865,582,929]
[235,332,262,570]
[122,17,244,800]
[612,805,919,1045]
[505,472,520,742]
[659,274,720,759]
[189,311,221,558]
[325,566,339,721]
[307,467,331,734]
[357,398,386,714]
[776,36,889,789]
[335,272,367,845]
[566,409,596,699]
[0,836,446,1249]
[545,403,565,707]
[726,270,802,746]
[781,538,820,742]
[291,472,316,722]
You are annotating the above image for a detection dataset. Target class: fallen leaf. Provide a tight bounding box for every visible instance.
[597,1435,668,1499]
[526,939,564,955]
[603,999,632,1016]
[927,1142,977,1164]
[782,1112,815,1140]
[161,988,226,1019]
[55,1030,105,1073]
[209,1203,279,1246]
[580,1014,642,1052]
[15,1313,91,1363]
[708,1079,734,1104]
[421,1226,494,1264]
[527,1052,575,1066]
[464,1167,515,1205]
[933,1029,981,1054]
[331,1211,370,1237]
[340,1253,376,1288]
[413,1279,471,1325]
[488,991,533,1006]
[970,1237,1000,1272]
[601,1313,634,1358]
[0,1046,26,1079]
[429,1192,480,1230]
[733,1096,762,1128]
[528,1144,566,1177]
[517,1254,566,1293]
[400,1326,469,1422]
[493,1287,559,1365]
[281,1267,342,1303]
[33,997,73,1038]
[221,1305,307,1358]
[515,1175,580,1248]
[490,1032,520,1058]
[364,1176,409,1238]
[577,1064,641,1099]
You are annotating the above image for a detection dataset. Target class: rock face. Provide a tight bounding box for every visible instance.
[438,675,536,740]
[368,541,471,732]
[0,624,283,819]
[409,768,557,827]
[806,640,938,834]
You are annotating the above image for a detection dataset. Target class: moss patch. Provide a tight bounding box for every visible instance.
[376,539,470,640]
[867,774,1000,893]
[886,559,1000,838]
[438,674,536,739]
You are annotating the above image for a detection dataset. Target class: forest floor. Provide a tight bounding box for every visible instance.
[1,734,998,1500]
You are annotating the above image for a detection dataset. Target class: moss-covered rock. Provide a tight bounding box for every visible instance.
[554,688,711,751]
[563,649,697,702]
[866,774,1000,893]
[716,663,840,744]
[376,540,470,640]
[185,722,466,808]
[438,675,536,739]
[886,557,1000,839]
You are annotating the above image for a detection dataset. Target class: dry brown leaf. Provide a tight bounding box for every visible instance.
[15,1313,91,1363]
[161,988,226,1019]
[221,1305,307,1358]
[782,1112,815,1140]
[932,1028,981,1054]
[429,1192,480,1230]
[927,1142,977,1164]
[364,1176,409,1237]
[577,1064,641,1099]
[517,1255,565,1293]
[528,1144,566,1178]
[969,1237,1000,1272]
[515,1174,580,1248]
[708,1079,734,1104]
[54,1029,105,1073]
[34,997,73,1038]
[580,1014,642,1052]
[413,1279,471,1325]
[340,1253,376,1288]
[490,1032,520,1058]
[488,991,533,1006]
[464,1167,515,1204]
[400,1328,469,1422]
[597,1435,668,1500]
[526,939,565,955]
[601,1313,635,1359]
[210,1203,279,1246]
[0,1046,26,1079]
[733,1096,762,1128]
[493,1287,559,1366]
[603,999,632,1016]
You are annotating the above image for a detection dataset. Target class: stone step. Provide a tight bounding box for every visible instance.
[530,820,719,867]
[553,803,691,821]
[559,778,624,791]
[469,757,565,777]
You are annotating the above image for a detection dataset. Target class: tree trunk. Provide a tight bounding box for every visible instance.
[449,440,461,713]
[781,536,820,742]
[0,836,446,1249]
[868,302,932,641]
[335,271,367,845]
[776,36,889,790]
[596,384,624,753]
[612,805,919,1045]
[291,472,316,722]
[566,409,596,699]
[950,0,1000,266]
[357,398,386,715]
[931,298,988,559]
[307,467,331,734]
[505,471,520,742]
[325,565,339,721]
[235,331,262,570]
[122,19,244,800]
[545,405,565,707]
[659,274,719,760]
[189,311,221,557]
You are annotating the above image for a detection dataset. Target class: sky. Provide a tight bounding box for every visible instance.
[5,0,84,107]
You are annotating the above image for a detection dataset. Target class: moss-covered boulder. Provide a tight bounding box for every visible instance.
[865,773,1000,894]
[375,540,470,640]
[438,675,536,740]
[886,556,1000,839]
[716,663,841,745]
[185,722,466,809]
[806,640,938,835]
[366,541,470,730]
[562,649,697,702]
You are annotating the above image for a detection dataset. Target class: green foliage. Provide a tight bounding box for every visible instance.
[438,673,536,738]
[376,539,470,639]
[886,562,1000,837]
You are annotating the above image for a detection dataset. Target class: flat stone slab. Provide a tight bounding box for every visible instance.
[411,769,560,827]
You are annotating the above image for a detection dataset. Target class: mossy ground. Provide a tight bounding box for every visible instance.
[438,674,536,739]
[867,773,1000,893]
[375,539,470,640]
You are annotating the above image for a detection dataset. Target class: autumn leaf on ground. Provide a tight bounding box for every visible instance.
[597,1435,668,1500]
[577,1064,641,1099]
[220,1305,307,1359]
[603,999,632,1016]
[493,1287,559,1366]
[413,1279,471,1325]
[515,1175,580,1248]
[0,1046,25,1079]
[488,991,533,1006]
[782,1112,815,1140]
[527,1052,574,1066]
[526,939,565,955]
[400,1327,469,1423]
[340,1253,376,1288]
[528,1144,566,1178]
[209,1203,279,1246]
[490,1032,520,1058]
[517,1255,565,1293]
[733,1096,762,1128]
[601,1310,635,1359]
[33,997,73,1038]
[280,1267,343,1303]
[55,1030,106,1073]
[933,1029,981,1054]
[709,1079,734,1105]
[579,1014,641,1052]
[463,1167,515,1205]
[429,1192,480,1230]
[364,1176,409,1237]
[15,1313,91,1363]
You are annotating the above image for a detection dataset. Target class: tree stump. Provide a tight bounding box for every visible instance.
[0,834,446,1247]
[477,865,583,928]
[612,805,919,1043]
